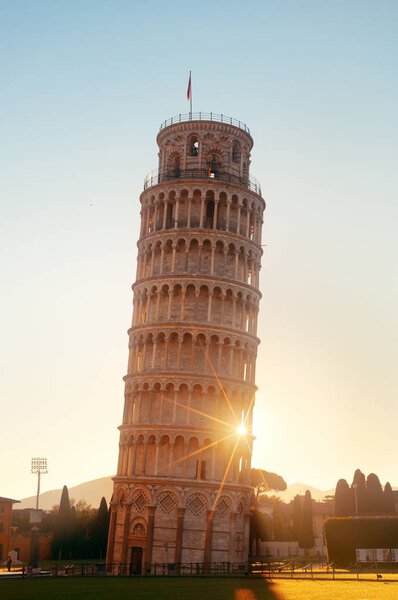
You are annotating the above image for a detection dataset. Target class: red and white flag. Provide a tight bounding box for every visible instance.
[187,72,191,101]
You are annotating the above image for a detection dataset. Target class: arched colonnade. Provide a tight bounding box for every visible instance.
[132,282,259,335]
[140,188,263,244]
[137,236,261,287]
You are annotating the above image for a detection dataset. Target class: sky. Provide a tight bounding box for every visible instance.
[1,0,397,501]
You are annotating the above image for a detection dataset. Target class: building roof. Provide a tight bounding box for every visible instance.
[0,497,20,504]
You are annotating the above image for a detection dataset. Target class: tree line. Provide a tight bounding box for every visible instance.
[335,469,395,517]
[249,468,315,554]
[13,485,110,560]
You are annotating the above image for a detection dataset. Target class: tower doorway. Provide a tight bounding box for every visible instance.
[130,546,143,575]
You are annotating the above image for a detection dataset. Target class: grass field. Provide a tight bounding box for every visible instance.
[1,576,398,600]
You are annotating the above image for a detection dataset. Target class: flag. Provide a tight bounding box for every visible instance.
[187,72,191,101]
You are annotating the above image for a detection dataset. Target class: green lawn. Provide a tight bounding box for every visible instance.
[1,576,398,600]
[0,577,274,600]
[273,579,398,599]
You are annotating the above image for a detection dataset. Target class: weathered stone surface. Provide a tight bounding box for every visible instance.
[107,115,264,572]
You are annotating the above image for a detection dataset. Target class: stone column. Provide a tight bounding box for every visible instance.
[106,505,117,564]
[199,197,205,228]
[121,503,132,565]
[237,204,241,235]
[174,198,180,228]
[160,245,165,273]
[171,243,177,272]
[207,290,213,321]
[212,201,218,229]
[162,203,167,229]
[175,507,186,564]
[145,506,156,572]
[210,246,215,274]
[187,196,192,227]
[154,204,158,231]
[204,509,215,564]
[226,200,231,231]
[228,512,238,563]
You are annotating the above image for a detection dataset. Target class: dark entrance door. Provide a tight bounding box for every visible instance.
[130,546,143,575]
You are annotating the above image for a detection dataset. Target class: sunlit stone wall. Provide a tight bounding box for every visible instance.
[107,116,265,572]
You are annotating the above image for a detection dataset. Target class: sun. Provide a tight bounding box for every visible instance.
[237,424,246,436]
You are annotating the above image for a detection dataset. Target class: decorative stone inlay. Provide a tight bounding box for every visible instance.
[132,522,145,535]
[216,496,230,518]
[186,493,207,516]
[158,491,177,514]
[131,491,148,513]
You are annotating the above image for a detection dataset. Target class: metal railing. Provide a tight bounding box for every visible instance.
[143,167,262,196]
[159,113,250,134]
[4,559,398,580]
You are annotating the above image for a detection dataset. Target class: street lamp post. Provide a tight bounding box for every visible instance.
[30,458,48,569]
[352,483,358,515]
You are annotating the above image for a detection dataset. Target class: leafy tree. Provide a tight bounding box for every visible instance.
[271,497,285,540]
[249,468,286,556]
[335,479,354,516]
[299,490,314,550]
[293,494,302,539]
[250,469,287,499]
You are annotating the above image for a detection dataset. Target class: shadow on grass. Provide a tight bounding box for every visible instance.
[0,575,281,600]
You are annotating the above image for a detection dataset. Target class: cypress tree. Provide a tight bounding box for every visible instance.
[53,485,71,559]
[335,479,354,516]
[299,490,314,550]
[293,494,302,540]
[366,473,383,513]
[352,469,367,514]
[93,497,110,559]
[383,482,395,514]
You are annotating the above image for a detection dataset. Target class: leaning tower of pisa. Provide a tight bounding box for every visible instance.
[106,113,265,573]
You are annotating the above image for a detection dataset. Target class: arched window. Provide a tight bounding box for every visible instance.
[208,154,219,178]
[165,203,173,229]
[188,135,199,157]
[232,142,241,163]
[173,156,180,177]
[205,200,214,228]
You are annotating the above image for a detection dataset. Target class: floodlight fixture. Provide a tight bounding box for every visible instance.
[31,457,48,509]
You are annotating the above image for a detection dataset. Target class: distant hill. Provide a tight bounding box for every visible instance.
[276,483,335,503]
[19,476,395,510]
[18,476,113,510]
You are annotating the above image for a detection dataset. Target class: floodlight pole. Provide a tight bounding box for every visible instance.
[31,458,48,510]
[30,458,48,569]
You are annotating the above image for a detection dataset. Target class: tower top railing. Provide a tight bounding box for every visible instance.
[159,113,251,134]
[144,167,261,196]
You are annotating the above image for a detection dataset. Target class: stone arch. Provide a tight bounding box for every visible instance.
[187,133,199,157]
[167,332,179,370]
[186,437,200,478]
[163,382,175,423]
[191,189,202,227]
[175,238,187,272]
[187,238,200,272]
[184,283,196,321]
[176,383,189,424]
[180,332,193,371]
[204,190,215,228]
[201,239,212,274]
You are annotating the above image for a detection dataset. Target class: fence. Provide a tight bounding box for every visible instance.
[2,559,398,581]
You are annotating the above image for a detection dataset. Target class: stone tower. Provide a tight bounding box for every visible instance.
[107,113,265,573]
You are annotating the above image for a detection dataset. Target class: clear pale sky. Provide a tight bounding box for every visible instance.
[1,1,397,501]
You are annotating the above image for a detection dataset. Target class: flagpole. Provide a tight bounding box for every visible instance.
[190,70,192,115]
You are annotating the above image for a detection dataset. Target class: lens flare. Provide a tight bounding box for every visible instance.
[237,424,246,436]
